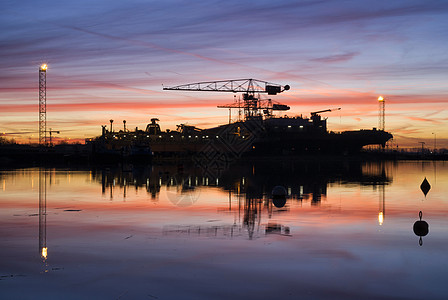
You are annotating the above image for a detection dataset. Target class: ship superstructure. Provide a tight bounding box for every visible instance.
[88,79,393,159]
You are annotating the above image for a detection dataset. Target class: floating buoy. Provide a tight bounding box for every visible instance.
[420,177,431,197]
[413,211,429,246]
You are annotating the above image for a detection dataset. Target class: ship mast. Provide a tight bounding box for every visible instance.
[163,79,290,121]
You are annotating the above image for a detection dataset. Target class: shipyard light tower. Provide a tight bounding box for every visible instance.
[39,64,48,145]
[378,96,385,131]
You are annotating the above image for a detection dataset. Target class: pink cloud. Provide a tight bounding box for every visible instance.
[405,116,442,124]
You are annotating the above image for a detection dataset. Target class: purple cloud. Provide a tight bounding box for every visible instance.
[311,52,360,63]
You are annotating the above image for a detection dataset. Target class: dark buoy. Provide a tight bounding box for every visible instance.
[413,211,429,246]
[420,177,431,197]
[272,186,287,208]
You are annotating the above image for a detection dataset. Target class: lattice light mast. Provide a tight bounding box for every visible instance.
[378,96,385,131]
[39,64,47,145]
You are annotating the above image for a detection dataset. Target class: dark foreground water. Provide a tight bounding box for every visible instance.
[1,160,447,299]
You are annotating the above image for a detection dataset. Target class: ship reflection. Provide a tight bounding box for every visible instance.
[94,161,391,203]
[92,160,391,239]
[266,222,291,236]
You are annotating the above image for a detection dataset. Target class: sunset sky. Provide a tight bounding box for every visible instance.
[1,0,447,148]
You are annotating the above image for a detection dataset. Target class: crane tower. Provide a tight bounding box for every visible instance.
[39,64,47,145]
[163,79,290,121]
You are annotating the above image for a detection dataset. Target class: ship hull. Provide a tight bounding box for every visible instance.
[88,117,393,159]
[249,129,393,155]
[139,122,392,157]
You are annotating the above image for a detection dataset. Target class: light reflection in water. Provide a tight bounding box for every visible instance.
[41,247,47,260]
[378,183,385,225]
[90,160,393,239]
[38,167,47,262]
[0,161,447,299]
[378,211,384,225]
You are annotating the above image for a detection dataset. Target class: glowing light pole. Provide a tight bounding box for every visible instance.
[378,96,385,131]
[39,64,48,146]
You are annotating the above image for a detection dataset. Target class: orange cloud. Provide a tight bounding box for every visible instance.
[0,100,224,113]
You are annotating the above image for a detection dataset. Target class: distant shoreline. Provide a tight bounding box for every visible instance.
[1,143,447,169]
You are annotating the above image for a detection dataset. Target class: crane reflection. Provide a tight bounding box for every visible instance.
[94,160,391,239]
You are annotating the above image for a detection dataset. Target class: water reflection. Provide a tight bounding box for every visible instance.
[1,161,447,299]
[94,161,392,203]
[378,183,385,225]
[265,222,291,236]
[38,167,47,262]
[272,185,287,208]
[91,160,392,239]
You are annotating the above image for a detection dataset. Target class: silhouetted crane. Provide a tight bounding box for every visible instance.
[310,108,341,116]
[164,79,290,121]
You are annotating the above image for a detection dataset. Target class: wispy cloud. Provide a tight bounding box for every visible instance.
[311,52,359,63]
[405,116,442,124]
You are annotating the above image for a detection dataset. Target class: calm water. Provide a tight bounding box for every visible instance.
[1,160,447,299]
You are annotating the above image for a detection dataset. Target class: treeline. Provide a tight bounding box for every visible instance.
[0,137,16,145]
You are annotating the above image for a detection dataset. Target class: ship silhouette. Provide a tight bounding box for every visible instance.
[87,79,392,159]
